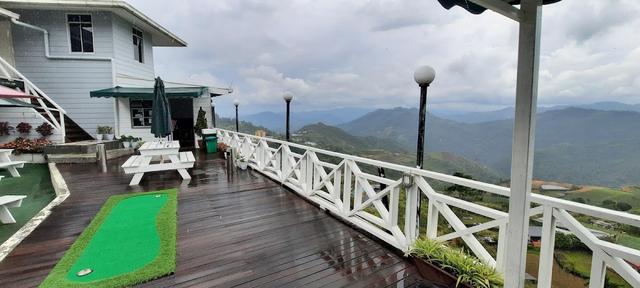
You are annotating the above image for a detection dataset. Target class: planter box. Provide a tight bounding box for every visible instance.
[411,257,472,288]
[12,153,46,163]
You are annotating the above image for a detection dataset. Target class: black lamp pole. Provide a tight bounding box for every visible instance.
[234,101,239,132]
[413,65,435,239]
[416,84,429,168]
[283,93,293,141]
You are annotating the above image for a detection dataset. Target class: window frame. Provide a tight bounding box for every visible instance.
[129,99,153,128]
[66,13,95,53]
[132,27,144,63]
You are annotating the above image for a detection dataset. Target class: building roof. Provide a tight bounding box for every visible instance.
[0,0,186,47]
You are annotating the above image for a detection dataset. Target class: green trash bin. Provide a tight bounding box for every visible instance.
[205,135,218,153]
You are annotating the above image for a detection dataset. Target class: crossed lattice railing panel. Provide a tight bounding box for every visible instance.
[217,129,640,287]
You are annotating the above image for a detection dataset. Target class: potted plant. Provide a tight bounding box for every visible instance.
[236,155,248,170]
[193,107,208,149]
[103,126,115,140]
[16,122,32,135]
[0,122,14,136]
[36,122,54,138]
[96,126,108,141]
[120,135,131,148]
[131,137,142,149]
[407,238,503,288]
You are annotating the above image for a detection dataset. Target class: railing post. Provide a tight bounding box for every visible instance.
[537,206,557,288]
[343,160,352,215]
[304,153,313,195]
[426,200,438,239]
[404,178,418,243]
[589,256,606,288]
[280,146,287,182]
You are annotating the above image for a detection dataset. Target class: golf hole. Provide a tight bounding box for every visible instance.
[76,268,93,277]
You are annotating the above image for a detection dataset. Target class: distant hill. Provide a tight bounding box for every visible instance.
[216,115,278,136]
[243,107,374,132]
[340,107,640,186]
[438,101,640,123]
[293,123,501,183]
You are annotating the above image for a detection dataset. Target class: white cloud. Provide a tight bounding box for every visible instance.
[128,0,640,114]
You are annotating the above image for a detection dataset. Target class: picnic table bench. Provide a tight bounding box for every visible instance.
[0,195,27,224]
[121,141,195,186]
[0,149,26,178]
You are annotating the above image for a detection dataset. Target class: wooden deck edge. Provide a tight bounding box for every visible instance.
[0,163,70,262]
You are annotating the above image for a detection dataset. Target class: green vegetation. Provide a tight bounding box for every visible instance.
[555,250,631,288]
[40,189,177,288]
[0,164,56,243]
[565,187,640,213]
[408,238,503,288]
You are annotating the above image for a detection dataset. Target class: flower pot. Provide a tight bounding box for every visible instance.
[238,161,248,170]
[131,141,139,149]
[104,134,115,141]
[410,257,472,288]
[122,141,131,149]
[96,134,103,141]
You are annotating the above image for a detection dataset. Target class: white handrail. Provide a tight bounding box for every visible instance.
[217,128,640,288]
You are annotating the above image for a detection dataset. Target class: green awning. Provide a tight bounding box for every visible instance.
[90,86,220,99]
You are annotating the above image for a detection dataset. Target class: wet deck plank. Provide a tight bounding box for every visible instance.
[0,152,426,287]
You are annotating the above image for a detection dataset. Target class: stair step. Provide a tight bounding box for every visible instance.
[106,148,135,160]
[47,153,97,164]
[44,140,121,154]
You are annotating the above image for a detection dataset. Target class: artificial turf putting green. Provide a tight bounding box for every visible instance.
[39,189,177,288]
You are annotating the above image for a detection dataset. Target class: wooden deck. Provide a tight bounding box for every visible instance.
[0,151,431,287]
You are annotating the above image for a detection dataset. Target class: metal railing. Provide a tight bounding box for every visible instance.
[0,56,66,142]
[218,128,640,287]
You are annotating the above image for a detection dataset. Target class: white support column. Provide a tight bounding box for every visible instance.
[504,0,543,287]
[537,206,557,288]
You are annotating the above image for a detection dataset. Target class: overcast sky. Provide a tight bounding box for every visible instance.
[128,0,640,115]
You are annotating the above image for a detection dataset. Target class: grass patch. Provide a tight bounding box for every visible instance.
[0,164,56,243]
[39,189,177,288]
[556,250,631,288]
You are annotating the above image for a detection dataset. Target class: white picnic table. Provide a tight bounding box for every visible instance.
[0,149,26,179]
[0,195,27,224]
[121,141,195,186]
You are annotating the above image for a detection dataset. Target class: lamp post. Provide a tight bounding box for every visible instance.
[210,99,216,128]
[233,99,240,132]
[283,92,293,141]
[413,65,435,240]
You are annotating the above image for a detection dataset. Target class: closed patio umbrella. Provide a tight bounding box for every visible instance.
[150,77,172,138]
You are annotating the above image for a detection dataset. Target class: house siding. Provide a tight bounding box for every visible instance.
[10,10,114,136]
[0,107,64,143]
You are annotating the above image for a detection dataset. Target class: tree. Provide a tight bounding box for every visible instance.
[193,107,208,137]
[616,202,632,211]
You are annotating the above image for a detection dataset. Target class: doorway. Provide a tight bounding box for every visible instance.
[169,98,194,149]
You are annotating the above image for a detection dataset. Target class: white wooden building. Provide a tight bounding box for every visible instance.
[0,0,230,145]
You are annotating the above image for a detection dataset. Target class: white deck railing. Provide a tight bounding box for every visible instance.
[218,128,640,287]
[0,56,66,142]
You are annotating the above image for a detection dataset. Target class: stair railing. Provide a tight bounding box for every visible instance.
[0,56,66,142]
[217,128,640,288]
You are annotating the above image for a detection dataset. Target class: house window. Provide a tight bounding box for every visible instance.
[132,28,144,63]
[130,100,152,127]
[67,14,94,52]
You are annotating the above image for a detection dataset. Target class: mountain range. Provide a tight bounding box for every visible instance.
[339,107,640,187]
[243,107,373,132]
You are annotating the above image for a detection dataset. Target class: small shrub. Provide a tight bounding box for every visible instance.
[616,202,632,211]
[408,238,503,288]
[97,126,113,134]
[16,122,32,134]
[0,137,52,152]
[194,107,208,137]
[0,122,15,136]
[36,122,54,137]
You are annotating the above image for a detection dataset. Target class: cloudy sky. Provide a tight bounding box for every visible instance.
[129,0,640,116]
